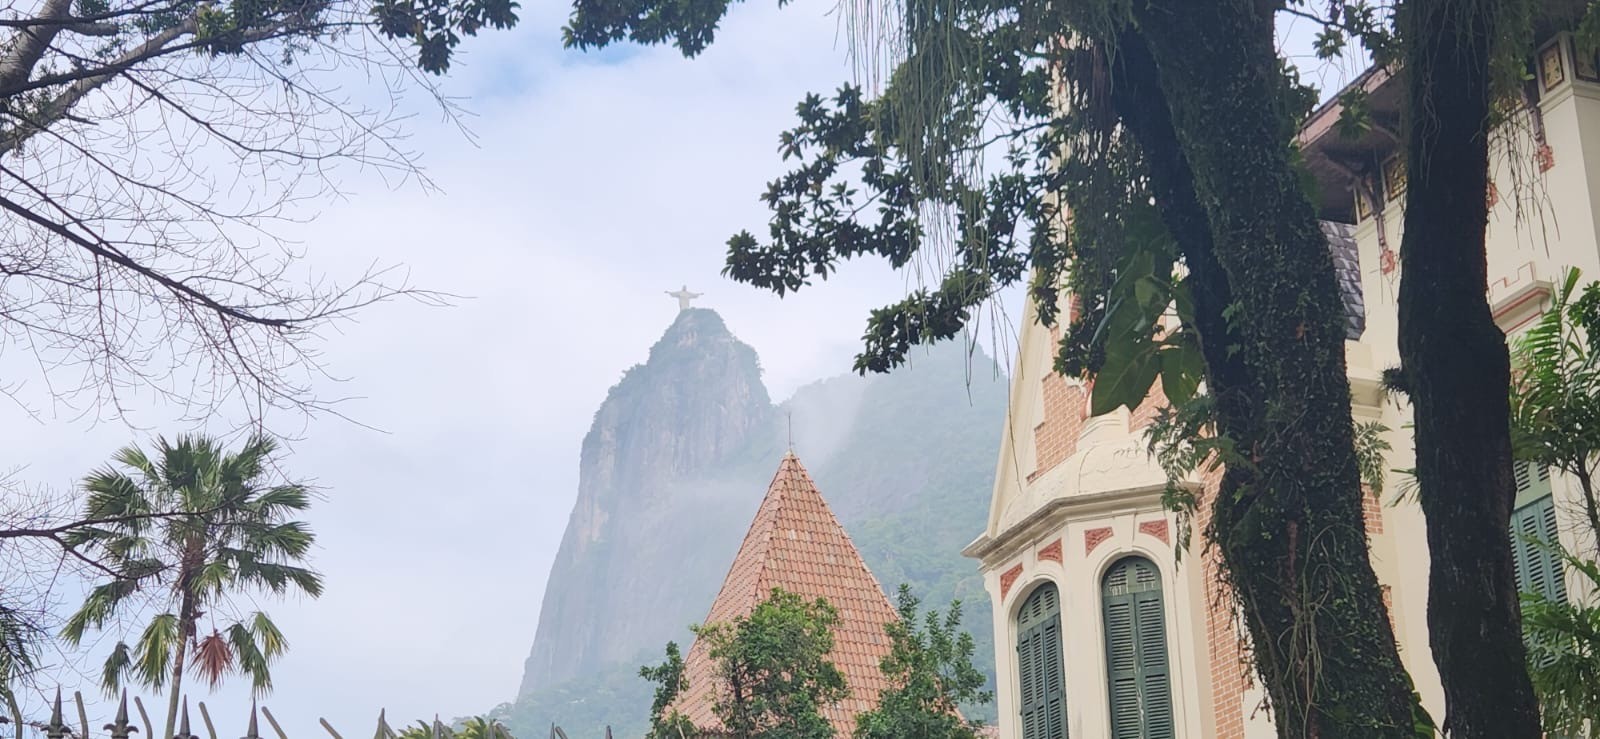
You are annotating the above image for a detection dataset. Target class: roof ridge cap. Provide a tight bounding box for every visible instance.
[745,456,805,612]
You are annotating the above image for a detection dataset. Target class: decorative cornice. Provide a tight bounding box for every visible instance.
[966,484,1171,567]
[1492,277,1553,334]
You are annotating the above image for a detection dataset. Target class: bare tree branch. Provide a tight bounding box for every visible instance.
[0,0,509,424]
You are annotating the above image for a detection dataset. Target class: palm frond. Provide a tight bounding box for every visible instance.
[251,485,312,517]
[191,630,235,690]
[1521,545,1600,735]
[225,622,273,697]
[62,580,140,645]
[194,559,236,599]
[248,613,288,659]
[111,445,162,491]
[221,436,276,493]
[132,613,180,690]
[248,522,317,559]
[81,470,153,522]
[1353,420,1393,496]
[238,561,323,598]
[99,642,133,696]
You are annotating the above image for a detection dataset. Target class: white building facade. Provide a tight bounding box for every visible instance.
[967,31,1600,739]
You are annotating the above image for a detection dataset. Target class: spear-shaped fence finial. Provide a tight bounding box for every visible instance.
[104,691,135,739]
[242,701,260,739]
[46,688,67,739]
[371,709,393,739]
[174,698,195,739]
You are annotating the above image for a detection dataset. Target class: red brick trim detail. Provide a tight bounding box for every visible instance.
[1380,247,1398,274]
[1000,564,1024,600]
[1037,539,1063,564]
[1382,584,1397,639]
[1138,519,1170,545]
[1085,527,1113,555]
[1361,487,1384,535]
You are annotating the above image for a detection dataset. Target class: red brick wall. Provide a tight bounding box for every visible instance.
[1031,371,1087,482]
[1361,486,1384,535]
[1127,376,1167,432]
[1029,361,1168,481]
[1196,466,1250,738]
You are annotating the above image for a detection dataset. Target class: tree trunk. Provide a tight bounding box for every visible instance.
[164,626,188,739]
[166,548,200,739]
[1127,2,1418,735]
[1395,1,1545,737]
[1572,464,1600,548]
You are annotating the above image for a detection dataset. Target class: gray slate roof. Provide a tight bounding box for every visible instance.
[1321,220,1366,340]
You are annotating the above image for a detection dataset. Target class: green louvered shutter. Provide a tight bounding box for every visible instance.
[1043,611,1067,739]
[1510,463,1568,606]
[1018,584,1067,739]
[1103,558,1175,739]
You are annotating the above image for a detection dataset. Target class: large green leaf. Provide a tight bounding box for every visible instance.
[1158,335,1204,407]
[1092,337,1161,416]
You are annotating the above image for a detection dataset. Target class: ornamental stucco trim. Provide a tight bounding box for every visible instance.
[1138,519,1170,545]
[999,564,1024,600]
[1037,538,1063,564]
[1085,526,1112,555]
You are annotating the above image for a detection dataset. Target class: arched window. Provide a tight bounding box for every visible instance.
[1102,557,1174,739]
[1017,582,1068,739]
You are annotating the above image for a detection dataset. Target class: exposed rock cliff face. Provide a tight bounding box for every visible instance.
[519,309,773,694]
[510,310,1007,736]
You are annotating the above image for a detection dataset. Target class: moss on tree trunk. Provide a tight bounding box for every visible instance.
[1397,0,1543,736]
[1125,1,1417,735]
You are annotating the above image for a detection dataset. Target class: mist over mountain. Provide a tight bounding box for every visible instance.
[504,308,1007,737]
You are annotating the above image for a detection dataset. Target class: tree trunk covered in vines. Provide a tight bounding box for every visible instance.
[1125,1,1417,735]
[1396,0,1542,736]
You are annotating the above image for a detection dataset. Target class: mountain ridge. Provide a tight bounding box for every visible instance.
[509,308,1007,736]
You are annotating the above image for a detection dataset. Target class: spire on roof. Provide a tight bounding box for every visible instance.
[671,453,901,734]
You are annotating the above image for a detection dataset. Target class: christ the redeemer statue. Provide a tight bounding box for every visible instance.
[666,285,702,311]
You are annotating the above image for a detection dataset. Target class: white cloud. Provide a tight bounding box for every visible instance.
[2,0,932,734]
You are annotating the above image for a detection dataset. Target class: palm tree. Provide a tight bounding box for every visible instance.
[1511,266,1600,545]
[396,717,515,739]
[60,434,322,739]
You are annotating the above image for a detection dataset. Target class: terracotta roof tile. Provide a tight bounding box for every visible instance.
[671,453,902,736]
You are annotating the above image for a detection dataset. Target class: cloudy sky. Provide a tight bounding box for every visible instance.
[0,4,1358,736]
[2,0,952,733]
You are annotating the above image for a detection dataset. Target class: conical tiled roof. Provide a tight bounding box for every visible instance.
[671,452,902,735]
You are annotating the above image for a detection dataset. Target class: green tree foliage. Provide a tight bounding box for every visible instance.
[640,642,695,739]
[1512,267,1600,546]
[852,586,989,739]
[693,588,847,739]
[59,434,322,739]
[396,716,516,739]
[1507,265,1600,734]
[1521,550,1600,737]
